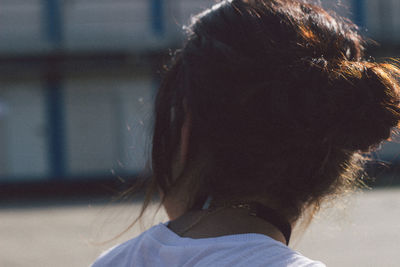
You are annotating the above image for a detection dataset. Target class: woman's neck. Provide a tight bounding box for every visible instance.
[167,207,288,244]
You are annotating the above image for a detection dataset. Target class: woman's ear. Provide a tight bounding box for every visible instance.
[180,101,192,165]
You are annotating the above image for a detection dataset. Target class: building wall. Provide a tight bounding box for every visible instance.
[64,74,154,178]
[0,71,155,181]
[0,80,48,180]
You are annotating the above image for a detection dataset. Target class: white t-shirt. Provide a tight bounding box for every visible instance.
[91,223,325,267]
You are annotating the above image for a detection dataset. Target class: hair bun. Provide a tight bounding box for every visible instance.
[320,61,400,151]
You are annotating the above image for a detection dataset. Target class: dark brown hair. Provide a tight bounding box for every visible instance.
[143,0,400,222]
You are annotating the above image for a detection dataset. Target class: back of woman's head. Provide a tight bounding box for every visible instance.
[151,0,400,220]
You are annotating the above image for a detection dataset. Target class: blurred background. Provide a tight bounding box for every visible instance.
[0,1,399,267]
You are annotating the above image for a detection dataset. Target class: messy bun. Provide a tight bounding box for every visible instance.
[148,0,400,221]
[294,58,400,152]
[327,61,400,151]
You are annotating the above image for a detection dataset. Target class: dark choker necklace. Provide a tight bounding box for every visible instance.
[201,198,292,245]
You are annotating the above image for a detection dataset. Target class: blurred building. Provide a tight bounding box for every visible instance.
[0,0,399,185]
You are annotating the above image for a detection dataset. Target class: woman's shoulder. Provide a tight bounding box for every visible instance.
[90,223,326,267]
[90,224,162,267]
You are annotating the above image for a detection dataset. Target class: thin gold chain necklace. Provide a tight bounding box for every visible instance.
[174,206,227,236]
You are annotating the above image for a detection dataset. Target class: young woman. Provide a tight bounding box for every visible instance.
[92,0,400,266]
